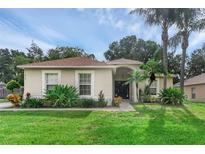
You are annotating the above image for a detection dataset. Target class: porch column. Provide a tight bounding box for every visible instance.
[132,81,137,102]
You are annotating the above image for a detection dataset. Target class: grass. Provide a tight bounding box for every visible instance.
[0,102,205,144]
[0,99,7,103]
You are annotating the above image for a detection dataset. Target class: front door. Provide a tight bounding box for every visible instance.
[115,81,129,99]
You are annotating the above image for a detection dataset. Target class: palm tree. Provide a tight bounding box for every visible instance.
[126,59,167,101]
[169,9,205,91]
[140,59,167,92]
[130,9,176,89]
[126,69,145,100]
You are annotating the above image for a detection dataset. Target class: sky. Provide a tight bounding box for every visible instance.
[0,8,205,60]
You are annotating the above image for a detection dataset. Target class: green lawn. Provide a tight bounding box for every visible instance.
[0,99,7,103]
[0,102,205,144]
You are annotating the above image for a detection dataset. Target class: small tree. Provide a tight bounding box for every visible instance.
[6,80,20,92]
[127,59,167,101]
[126,69,146,100]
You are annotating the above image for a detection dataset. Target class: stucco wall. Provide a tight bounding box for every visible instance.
[93,69,113,103]
[184,84,205,102]
[24,68,113,103]
[158,77,173,90]
[24,69,42,97]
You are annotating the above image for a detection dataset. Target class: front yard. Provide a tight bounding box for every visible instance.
[0,102,205,144]
[0,99,7,103]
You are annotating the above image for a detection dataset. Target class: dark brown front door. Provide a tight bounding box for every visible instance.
[115,81,129,99]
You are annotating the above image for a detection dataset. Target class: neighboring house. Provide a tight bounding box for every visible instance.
[18,57,173,105]
[177,73,205,102]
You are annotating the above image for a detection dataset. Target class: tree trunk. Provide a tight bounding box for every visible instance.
[180,32,188,92]
[161,19,168,89]
[136,83,138,101]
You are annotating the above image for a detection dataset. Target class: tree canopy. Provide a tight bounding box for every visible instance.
[187,44,205,78]
[0,42,95,85]
[104,35,160,63]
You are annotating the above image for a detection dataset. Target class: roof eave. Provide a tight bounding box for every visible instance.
[17,65,115,69]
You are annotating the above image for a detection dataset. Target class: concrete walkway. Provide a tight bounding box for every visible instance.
[119,101,135,111]
[0,101,135,112]
[0,102,14,109]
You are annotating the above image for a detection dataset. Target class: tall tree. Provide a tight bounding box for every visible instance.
[47,47,95,60]
[167,52,182,84]
[27,41,44,62]
[0,49,13,83]
[104,35,160,63]
[187,45,205,78]
[169,9,205,91]
[131,9,177,89]
[10,50,30,85]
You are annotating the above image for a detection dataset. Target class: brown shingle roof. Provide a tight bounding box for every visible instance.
[106,58,143,65]
[184,73,205,86]
[18,57,108,68]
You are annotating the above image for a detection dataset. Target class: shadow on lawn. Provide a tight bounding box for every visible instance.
[138,104,205,144]
[0,111,92,119]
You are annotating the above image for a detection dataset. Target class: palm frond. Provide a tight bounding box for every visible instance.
[169,31,182,49]
[130,8,162,26]
[191,18,205,32]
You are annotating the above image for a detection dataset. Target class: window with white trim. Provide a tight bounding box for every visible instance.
[191,87,196,99]
[150,80,157,95]
[45,73,58,90]
[79,73,91,96]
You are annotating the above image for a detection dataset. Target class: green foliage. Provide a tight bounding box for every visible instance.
[159,87,185,105]
[97,91,107,107]
[47,47,96,60]
[76,98,97,108]
[45,85,79,108]
[140,59,167,77]
[27,41,44,62]
[187,46,205,78]
[126,69,145,85]
[0,49,13,83]
[96,101,107,107]
[143,95,160,103]
[98,90,105,102]
[168,52,182,84]
[104,35,160,63]
[21,98,44,108]
[6,80,20,92]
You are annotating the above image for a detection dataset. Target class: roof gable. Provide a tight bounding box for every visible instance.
[184,73,205,86]
[106,58,143,65]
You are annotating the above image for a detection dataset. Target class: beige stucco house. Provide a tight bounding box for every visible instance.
[180,73,205,102]
[18,57,173,105]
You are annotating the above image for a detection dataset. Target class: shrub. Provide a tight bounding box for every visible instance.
[143,95,160,103]
[45,85,79,107]
[7,93,21,107]
[6,80,21,107]
[98,90,105,102]
[113,96,122,107]
[6,80,20,92]
[159,87,185,105]
[21,98,43,108]
[96,101,107,107]
[96,90,107,107]
[77,98,97,108]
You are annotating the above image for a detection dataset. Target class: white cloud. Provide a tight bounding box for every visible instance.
[94,9,162,42]
[0,22,55,52]
[189,31,205,49]
[37,25,68,41]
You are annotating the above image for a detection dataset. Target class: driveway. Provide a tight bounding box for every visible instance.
[0,102,14,109]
